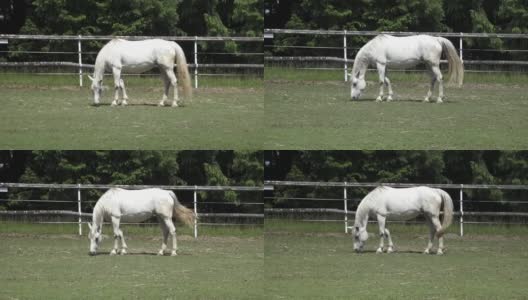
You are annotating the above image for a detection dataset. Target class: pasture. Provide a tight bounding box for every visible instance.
[265,219,528,299]
[0,223,263,299]
[0,74,263,149]
[264,67,528,149]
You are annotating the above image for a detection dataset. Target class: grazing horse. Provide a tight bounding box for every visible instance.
[88,188,195,256]
[349,34,464,103]
[88,39,192,107]
[352,186,453,255]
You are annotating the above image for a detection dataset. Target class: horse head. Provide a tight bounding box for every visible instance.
[87,222,102,256]
[353,225,369,252]
[88,75,103,105]
[350,71,366,100]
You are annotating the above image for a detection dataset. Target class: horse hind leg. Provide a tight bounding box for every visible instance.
[165,69,179,107]
[159,71,170,107]
[424,66,436,102]
[424,217,435,254]
[162,217,178,256]
[157,217,170,255]
[431,65,444,103]
[431,216,445,255]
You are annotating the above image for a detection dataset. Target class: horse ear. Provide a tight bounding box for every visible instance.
[355,71,360,78]
[87,223,92,230]
[88,75,94,82]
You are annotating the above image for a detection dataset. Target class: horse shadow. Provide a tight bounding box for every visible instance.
[354,249,426,255]
[346,97,457,104]
[90,102,170,108]
[89,251,192,256]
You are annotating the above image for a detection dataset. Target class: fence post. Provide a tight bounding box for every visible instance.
[459,33,463,62]
[343,30,348,82]
[459,184,464,237]
[344,182,348,233]
[78,35,83,87]
[194,37,198,89]
[193,186,198,238]
[77,184,82,236]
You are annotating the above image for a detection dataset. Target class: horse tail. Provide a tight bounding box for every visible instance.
[173,42,193,100]
[436,189,454,237]
[437,37,464,87]
[168,191,195,228]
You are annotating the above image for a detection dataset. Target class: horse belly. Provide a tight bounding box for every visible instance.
[121,62,155,74]
[386,58,421,69]
[385,210,421,221]
[120,211,154,223]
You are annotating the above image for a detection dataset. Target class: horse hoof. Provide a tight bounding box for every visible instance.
[171,251,178,256]
[376,248,383,254]
[424,249,430,254]
[386,248,394,253]
[437,250,444,255]
[157,250,164,256]
[423,98,430,103]
[120,249,127,255]
[110,250,117,256]
[386,96,393,102]
[375,97,383,102]
[436,99,443,104]
[171,103,179,108]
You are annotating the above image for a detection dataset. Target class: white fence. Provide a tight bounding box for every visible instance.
[0,34,264,88]
[264,181,528,236]
[0,182,263,237]
[264,29,528,81]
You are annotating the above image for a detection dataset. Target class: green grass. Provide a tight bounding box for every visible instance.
[0,74,263,149]
[0,227,263,299]
[265,219,528,299]
[0,221,263,238]
[264,67,528,149]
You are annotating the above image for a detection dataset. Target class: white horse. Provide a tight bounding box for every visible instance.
[87,188,195,256]
[352,186,453,255]
[349,34,464,103]
[88,39,192,107]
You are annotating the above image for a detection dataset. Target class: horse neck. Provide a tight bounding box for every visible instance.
[92,202,104,230]
[355,200,370,229]
[352,47,370,78]
[92,56,106,81]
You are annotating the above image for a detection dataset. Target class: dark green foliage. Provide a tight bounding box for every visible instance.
[0,150,263,210]
[267,151,528,210]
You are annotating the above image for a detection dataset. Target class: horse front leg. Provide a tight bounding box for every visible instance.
[384,76,393,101]
[119,79,128,106]
[376,215,387,253]
[431,65,444,103]
[376,63,387,102]
[111,216,128,255]
[384,228,394,253]
[111,67,122,106]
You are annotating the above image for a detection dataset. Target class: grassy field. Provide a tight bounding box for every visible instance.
[0,224,263,300]
[264,67,528,149]
[265,219,528,299]
[0,74,263,149]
